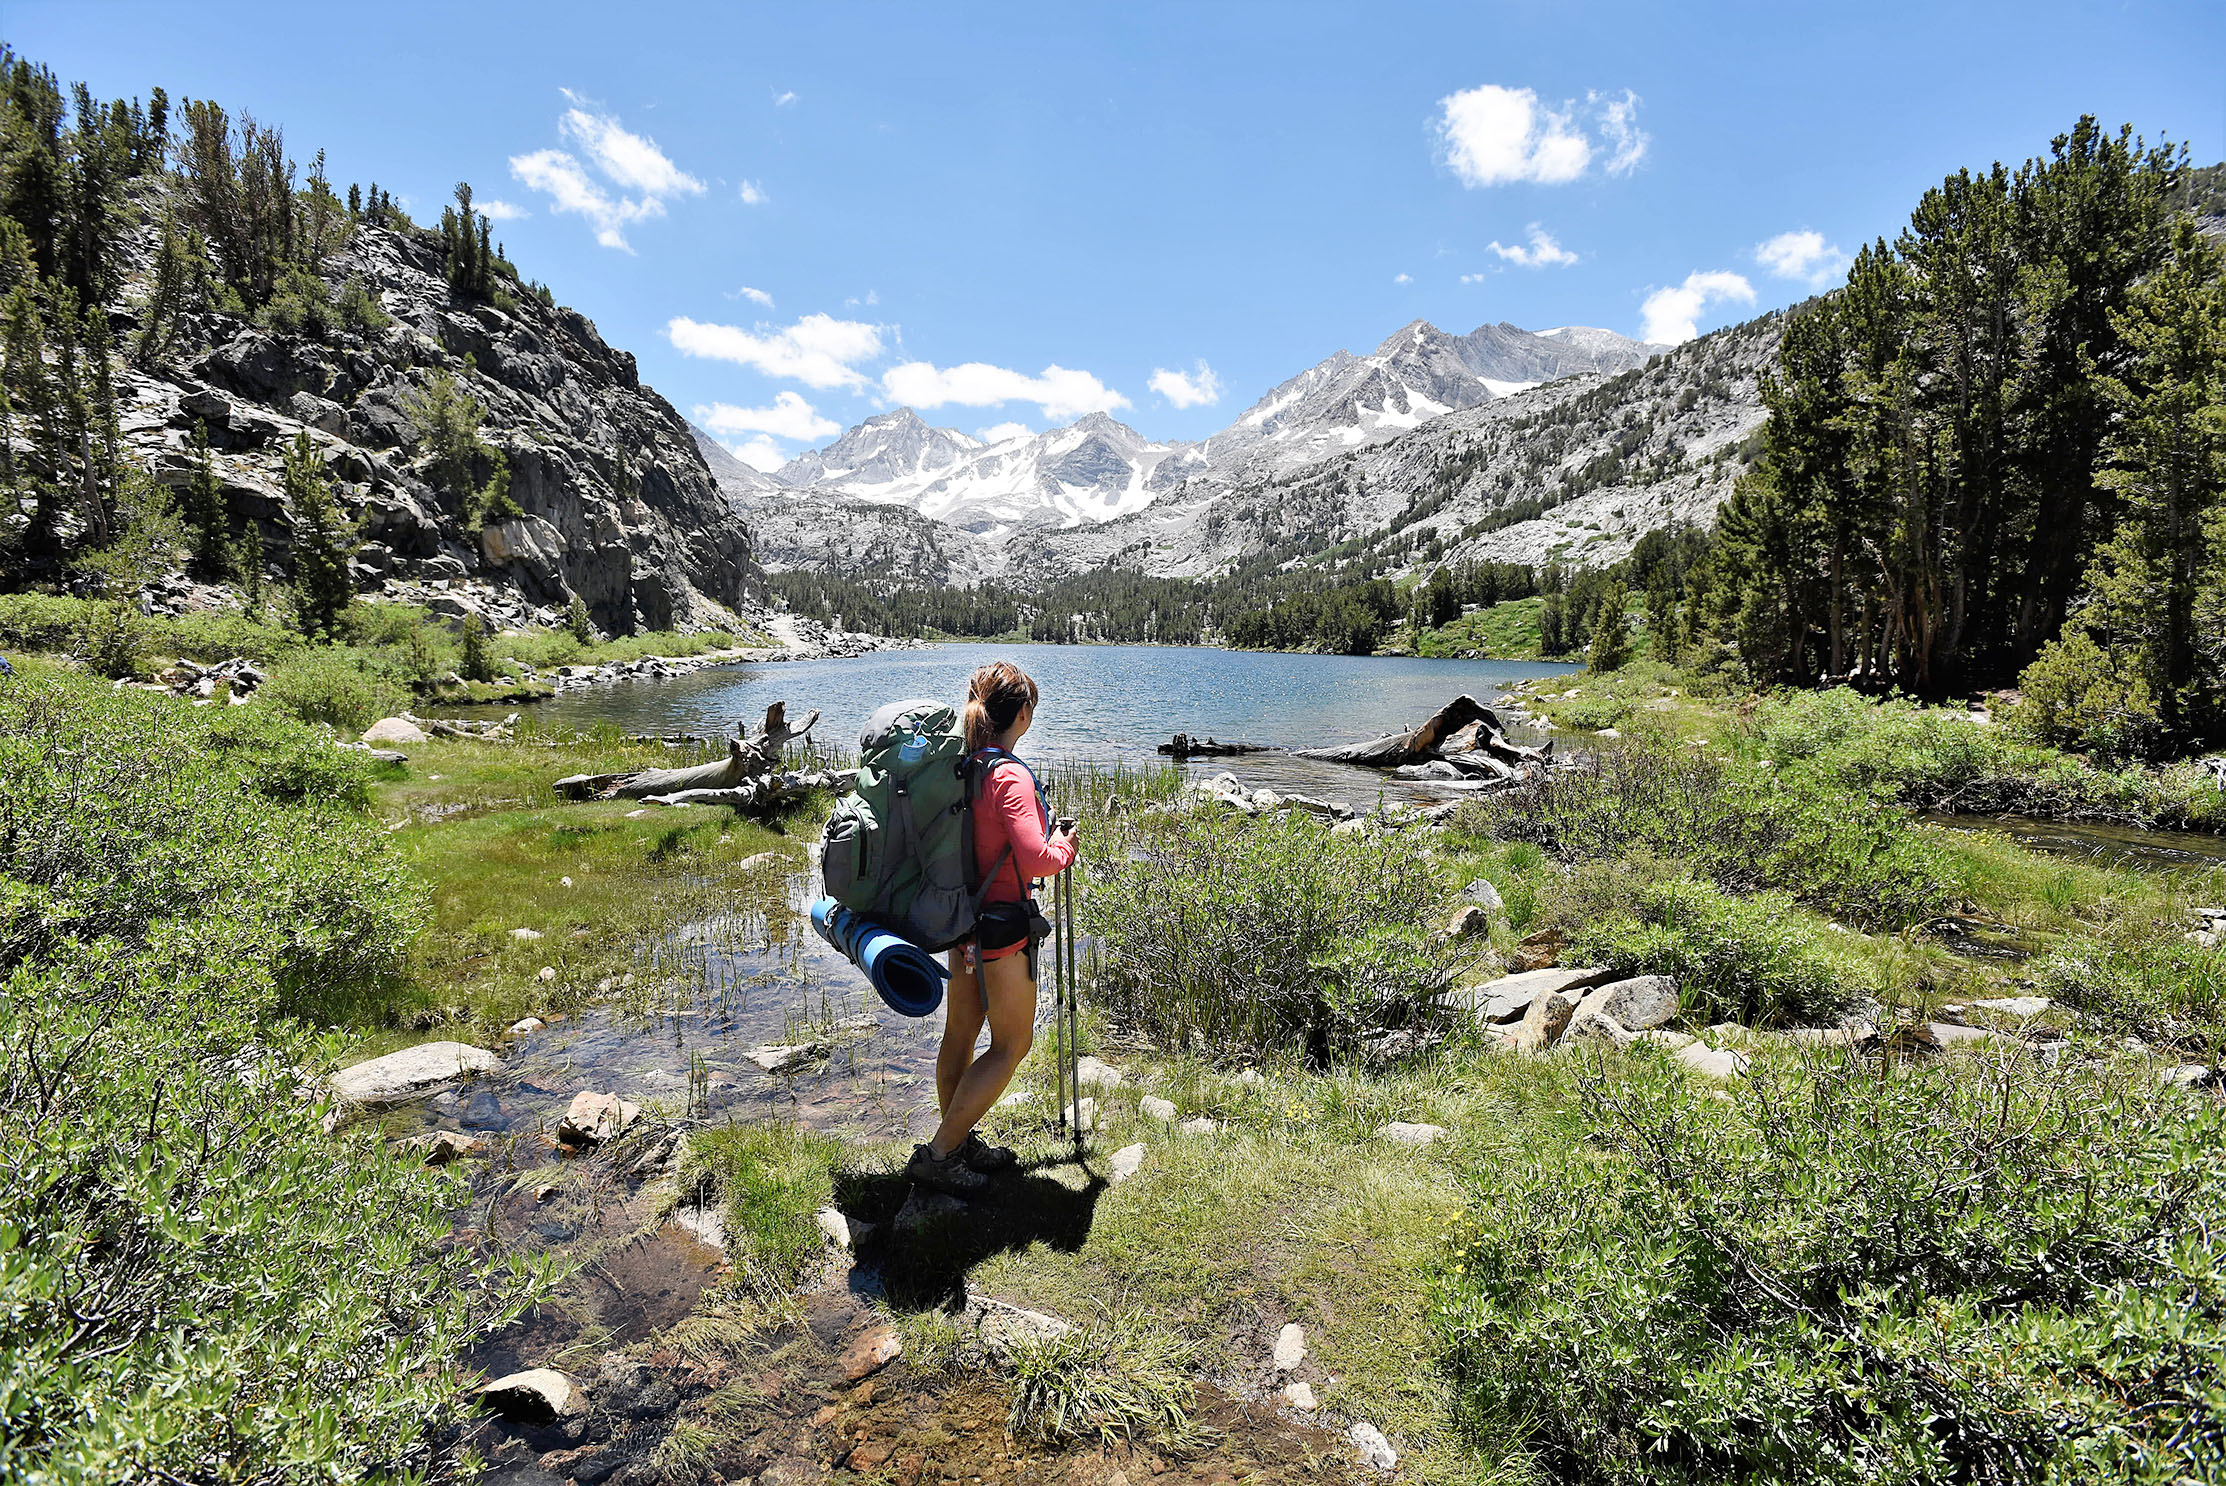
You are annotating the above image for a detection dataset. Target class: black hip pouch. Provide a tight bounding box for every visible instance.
[977,897,1054,981]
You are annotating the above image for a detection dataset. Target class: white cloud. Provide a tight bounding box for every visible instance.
[666,312,885,390]
[739,179,767,206]
[511,92,704,250]
[772,89,797,108]
[1435,84,1648,186]
[978,422,1033,445]
[725,436,789,472]
[1149,360,1222,409]
[845,290,880,308]
[730,285,775,308]
[1393,272,1413,284]
[881,361,1128,422]
[694,391,840,443]
[1488,223,1579,268]
[1436,84,1592,186]
[1755,229,1851,288]
[558,91,703,197]
[1639,270,1756,344]
[476,198,529,221]
[1591,89,1650,175]
[1459,271,1490,284]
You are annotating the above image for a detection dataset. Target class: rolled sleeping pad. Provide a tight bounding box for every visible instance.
[809,897,950,1018]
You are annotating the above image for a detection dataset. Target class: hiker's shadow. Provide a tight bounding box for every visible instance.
[833,1154,1106,1312]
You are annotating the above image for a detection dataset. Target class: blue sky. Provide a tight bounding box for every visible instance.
[14,2,2224,467]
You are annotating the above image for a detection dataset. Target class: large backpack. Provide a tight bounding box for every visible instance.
[820,699,1010,951]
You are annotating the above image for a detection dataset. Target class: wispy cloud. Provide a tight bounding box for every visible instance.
[666,312,885,390]
[1434,84,1648,187]
[1755,229,1851,288]
[772,88,797,108]
[1639,270,1756,344]
[978,422,1033,445]
[1460,271,1490,285]
[1393,272,1413,285]
[476,198,529,221]
[728,285,775,308]
[509,91,704,250]
[695,391,840,443]
[1488,223,1578,268]
[739,179,768,206]
[881,361,1128,422]
[1149,361,1222,409]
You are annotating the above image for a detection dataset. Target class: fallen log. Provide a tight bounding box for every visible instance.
[1297,695,1504,768]
[554,701,821,802]
[1158,733,1274,758]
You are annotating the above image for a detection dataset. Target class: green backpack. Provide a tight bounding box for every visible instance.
[820,699,1007,951]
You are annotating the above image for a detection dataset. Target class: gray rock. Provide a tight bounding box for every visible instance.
[1283,1380,1318,1410]
[1109,1143,1147,1184]
[1273,1322,1306,1371]
[1446,904,1493,939]
[2161,1065,2214,1090]
[1674,1043,1750,1081]
[1571,975,1680,1032]
[747,1041,826,1073]
[331,1041,498,1104]
[1376,1121,1446,1147]
[557,1091,640,1145]
[1139,1095,1178,1122]
[1349,1421,1398,1471]
[360,716,428,745]
[1972,996,2052,1019]
[1075,1055,1125,1089]
[1633,1028,1694,1051]
[962,1294,1073,1365]
[401,1129,482,1164]
[1461,965,1618,1023]
[1178,1116,1221,1135]
[1564,1009,1634,1046]
[1773,1022,1876,1048]
[1461,878,1506,914]
[480,1368,585,1424]
[893,1188,971,1235]
[1513,991,1575,1053]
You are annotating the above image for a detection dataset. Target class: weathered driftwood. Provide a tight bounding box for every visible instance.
[1158,733,1273,758]
[645,767,856,811]
[554,702,821,802]
[1296,694,1550,782]
[1296,695,1500,767]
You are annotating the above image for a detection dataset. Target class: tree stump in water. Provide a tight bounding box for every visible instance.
[553,701,822,802]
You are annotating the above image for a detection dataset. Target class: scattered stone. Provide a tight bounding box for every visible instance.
[1570,974,1680,1032]
[1234,1068,1265,1086]
[2162,1065,2214,1090]
[402,1129,481,1165]
[1633,1028,1694,1051]
[1376,1121,1446,1147]
[479,1368,585,1425]
[331,1041,499,1104]
[838,1327,902,1381]
[508,1016,545,1036]
[533,1182,558,1203]
[1674,1043,1751,1081]
[460,1092,509,1131]
[1564,1009,1635,1047]
[1178,1116,1220,1135]
[1905,1021,2004,1051]
[1283,1381,1319,1411]
[1139,1095,1178,1122]
[1349,1421,1398,1471]
[624,808,648,818]
[815,1208,854,1250]
[361,716,429,745]
[1513,991,1575,1053]
[1972,996,2052,1019]
[1463,965,1617,1023]
[1076,1055,1126,1089]
[962,1294,1075,1364]
[893,1187,970,1234]
[557,1091,640,1145]
[1110,1143,1148,1183]
[1461,878,1506,914]
[1594,727,1622,739]
[536,966,556,983]
[738,851,787,872]
[1063,1097,1100,1132]
[2189,930,2219,949]
[747,1041,826,1074]
[1445,904,1492,939]
[509,927,543,941]
[1774,1022,1877,1048]
[1360,1027,1442,1066]
[1511,928,1563,972]
[995,1088,1036,1107]
[1273,1323,1307,1372]
[1708,1022,1758,1044]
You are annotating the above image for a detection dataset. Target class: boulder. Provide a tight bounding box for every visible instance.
[331,1041,499,1104]
[838,1327,902,1381]
[1564,1010,1634,1047]
[1273,1322,1307,1372]
[1376,1121,1446,1147]
[1445,904,1492,940]
[1461,878,1506,914]
[361,715,429,745]
[557,1091,640,1145]
[1570,975,1680,1032]
[1459,965,1618,1023]
[1513,991,1575,1053]
[1109,1143,1147,1184]
[479,1368,586,1425]
[1673,1043,1751,1081]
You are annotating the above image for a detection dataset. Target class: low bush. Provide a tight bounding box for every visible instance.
[1462,740,1954,929]
[1438,1052,2226,1484]
[2030,933,2226,1050]
[1087,810,1481,1059]
[259,645,411,734]
[1550,867,1870,1025]
[0,672,539,1480]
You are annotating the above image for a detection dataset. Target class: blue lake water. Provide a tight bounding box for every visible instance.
[524,642,1580,805]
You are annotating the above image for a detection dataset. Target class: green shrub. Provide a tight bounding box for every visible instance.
[2030,933,2226,1048]
[259,647,408,734]
[1554,870,1869,1025]
[0,591,90,652]
[0,672,537,1480]
[2011,631,2168,760]
[75,597,145,679]
[1088,810,1481,1059]
[1438,1052,2226,1484]
[567,592,594,644]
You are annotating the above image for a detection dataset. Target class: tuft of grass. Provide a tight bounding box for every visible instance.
[1006,1314,1205,1449]
[683,1121,843,1298]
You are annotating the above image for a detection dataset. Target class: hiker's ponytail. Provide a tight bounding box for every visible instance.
[963,661,1039,753]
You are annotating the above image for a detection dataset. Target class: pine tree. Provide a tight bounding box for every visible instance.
[567,592,594,645]
[181,419,228,578]
[1587,582,1634,672]
[459,611,493,683]
[281,430,355,640]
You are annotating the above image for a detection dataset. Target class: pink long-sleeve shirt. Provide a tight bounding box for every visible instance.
[972,757,1074,903]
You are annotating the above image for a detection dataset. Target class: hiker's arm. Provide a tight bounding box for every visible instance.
[988,767,1076,878]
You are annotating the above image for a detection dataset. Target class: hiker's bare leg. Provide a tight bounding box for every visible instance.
[936,948,986,1117]
[929,949,1035,1157]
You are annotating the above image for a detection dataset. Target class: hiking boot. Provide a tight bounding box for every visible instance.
[959,1131,1018,1174]
[906,1142,988,1197]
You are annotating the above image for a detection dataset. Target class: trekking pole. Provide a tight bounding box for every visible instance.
[1048,871,1069,1143]
[1062,859,1082,1157]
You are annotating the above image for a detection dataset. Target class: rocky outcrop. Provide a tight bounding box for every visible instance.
[113,192,761,635]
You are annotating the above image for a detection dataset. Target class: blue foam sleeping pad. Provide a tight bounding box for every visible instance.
[809,897,950,1018]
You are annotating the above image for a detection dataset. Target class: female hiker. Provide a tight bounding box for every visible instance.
[905,661,1078,1196]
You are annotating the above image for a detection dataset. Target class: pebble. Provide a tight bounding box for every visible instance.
[509,927,543,941]
[537,966,556,983]
[1139,1095,1178,1122]
[814,1208,854,1250]
[1109,1143,1147,1184]
[1273,1322,1306,1371]
[508,1016,546,1036]
[1076,1056,1125,1089]
[1349,1421,1398,1471]
[1282,1381,1318,1411]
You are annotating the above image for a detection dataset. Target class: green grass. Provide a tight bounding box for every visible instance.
[1412,597,1550,660]
[682,1121,844,1297]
